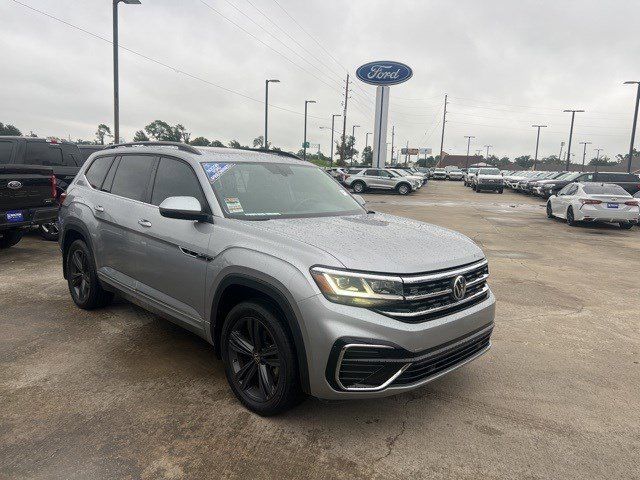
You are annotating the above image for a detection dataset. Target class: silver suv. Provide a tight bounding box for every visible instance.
[59,142,495,415]
[345,168,417,195]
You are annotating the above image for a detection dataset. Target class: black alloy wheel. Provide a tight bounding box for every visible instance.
[546,201,554,218]
[68,248,91,304]
[566,207,576,226]
[65,239,114,309]
[222,301,303,415]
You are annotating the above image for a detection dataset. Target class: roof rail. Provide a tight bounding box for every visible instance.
[243,147,302,160]
[103,141,202,155]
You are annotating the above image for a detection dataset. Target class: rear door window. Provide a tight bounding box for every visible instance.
[151,157,206,207]
[24,142,63,165]
[0,140,15,164]
[110,155,156,202]
[85,156,116,189]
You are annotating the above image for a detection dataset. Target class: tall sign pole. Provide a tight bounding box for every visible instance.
[356,61,413,169]
[438,94,448,166]
[340,74,349,164]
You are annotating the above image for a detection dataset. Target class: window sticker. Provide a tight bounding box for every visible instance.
[224,197,244,213]
[202,162,234,183]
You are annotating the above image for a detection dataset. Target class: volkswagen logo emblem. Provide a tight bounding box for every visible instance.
[7,181,23,190]
[452,275,467,301]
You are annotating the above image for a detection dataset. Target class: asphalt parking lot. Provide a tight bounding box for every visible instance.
[1,181,638,480]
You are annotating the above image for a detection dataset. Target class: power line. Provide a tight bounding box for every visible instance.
[10,0,325,120]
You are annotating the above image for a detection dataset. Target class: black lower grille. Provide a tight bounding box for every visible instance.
[392,329,492,386]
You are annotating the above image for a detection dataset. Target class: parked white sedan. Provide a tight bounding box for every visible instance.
[546,182,639,229]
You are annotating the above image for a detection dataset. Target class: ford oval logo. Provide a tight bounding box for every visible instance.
[356,61,413,86]
[8,181,23,190]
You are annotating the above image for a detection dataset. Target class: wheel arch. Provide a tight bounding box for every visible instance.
[210,273,311,394]
[60,220,94,280]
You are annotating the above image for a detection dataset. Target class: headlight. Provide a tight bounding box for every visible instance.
[310,267,403,307]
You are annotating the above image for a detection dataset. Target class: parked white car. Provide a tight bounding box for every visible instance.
[546,182,639,229]
[463,167,479,186]
[389,169,424,187]
[473,167,504,193]
[447,169,464,181]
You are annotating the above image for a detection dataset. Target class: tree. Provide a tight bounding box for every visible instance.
[190,136,210,146]
[514,155,533,169]
[496,157,511,169]
[252,135,271,149]
[486,154,499,165]
[143,120,190,143]
[361,146,373,166]
[95,124,112,145]
[589,155,616,166]
[210,140,226,148]
[0,122,22,136]
[615,148,638,164]
[335,135,358,165]
[133,130,149,142]
[228,139,241,149]
[75,139,94,145]
[417,156,437,167]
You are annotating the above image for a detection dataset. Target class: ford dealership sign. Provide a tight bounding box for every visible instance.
[356,61,413,86]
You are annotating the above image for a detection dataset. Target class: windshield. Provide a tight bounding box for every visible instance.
[468,168,478,173]
[583,183,629,195]
[478,168,500,175]
[564,172,582,181]
[202,162,365,219]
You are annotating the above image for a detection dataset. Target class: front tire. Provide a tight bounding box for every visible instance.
[566,207,577,226]
[396,183,410,195]
[546,201,554,218]
[352,181,365,194]
[65,239,114,309]
[222,301,303,416]
[0,229,23,249]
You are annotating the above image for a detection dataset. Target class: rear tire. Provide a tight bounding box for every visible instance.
[0,229,23,249]
[498,188,504,194]
[221,301,304,416]
[619,221,634,230]
[65,239,114,309]
[352,181,365,194]
[38,222,59,241]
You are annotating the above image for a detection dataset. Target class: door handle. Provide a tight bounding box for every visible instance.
[138,219,152,228]
[94,205,104,212]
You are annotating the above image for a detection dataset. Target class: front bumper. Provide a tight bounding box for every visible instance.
[297,290,496,399]
[476,183,503,191]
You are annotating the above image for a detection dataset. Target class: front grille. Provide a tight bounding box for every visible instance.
[392,328,492,386]
[332,325,493,391]
[376,260,489,323]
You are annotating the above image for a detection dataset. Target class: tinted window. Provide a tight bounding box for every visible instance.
[364,169,379,176]
[85,156,115,189]
[110,155,156,202]
[583,184,629,195]
[567,185,579,195]
[598,173,635,182]
[25,142,63,165]
[151,158,205,207]
[0,140,14,164]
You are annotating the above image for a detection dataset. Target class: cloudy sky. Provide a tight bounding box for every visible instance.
[2,0,639,161]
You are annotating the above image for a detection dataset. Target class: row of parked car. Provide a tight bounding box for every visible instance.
[326,166,427,195]
[0,137,104,248]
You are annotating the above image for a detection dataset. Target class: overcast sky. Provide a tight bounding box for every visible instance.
[2,0,639,160]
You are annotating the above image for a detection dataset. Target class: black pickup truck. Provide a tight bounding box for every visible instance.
[0,165,58,249]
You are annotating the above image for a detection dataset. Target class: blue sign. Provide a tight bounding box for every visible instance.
[356,61,413,86]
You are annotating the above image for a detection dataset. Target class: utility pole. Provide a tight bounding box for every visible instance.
[390,126,395,164]
[329,114,341,166]
[340,74,349,164]
[303,100,316,161]
[464,135,475,169]
[532,124,547,171]
[438,94,448,166]
[350,125,360,165]
[579,141,592,172]
[563,109,584,171]
[405,140,409,165]
[594,147,602,174]
[623,81,640,173]
[264,79,280,150]
[113,0,141,144]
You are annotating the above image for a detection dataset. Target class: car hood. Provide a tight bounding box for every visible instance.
[478,174,503,180]
[248,213,484,274]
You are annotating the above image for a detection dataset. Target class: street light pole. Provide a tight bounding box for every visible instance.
[351,125,360,165]
[623,81,640,173]
[264,79,279,150]
[464,135,475,169]
[303,100,316,161]
[532,124,547,171]
[113,0,141,145]
[329,114,341,166]
[563,109,584,171]
[484,144,492,162]
[594,147,602,174]
[365,132,372,149]
[579,141,592,172]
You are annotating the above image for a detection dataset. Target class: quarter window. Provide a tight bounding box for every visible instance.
[85,156,115,189]
[110,155,156,202]
[151,157,206,207]
[0,140,14,164]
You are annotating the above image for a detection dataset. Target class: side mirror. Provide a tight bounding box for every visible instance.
[353,194,366,207]
[159,196,209,222]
